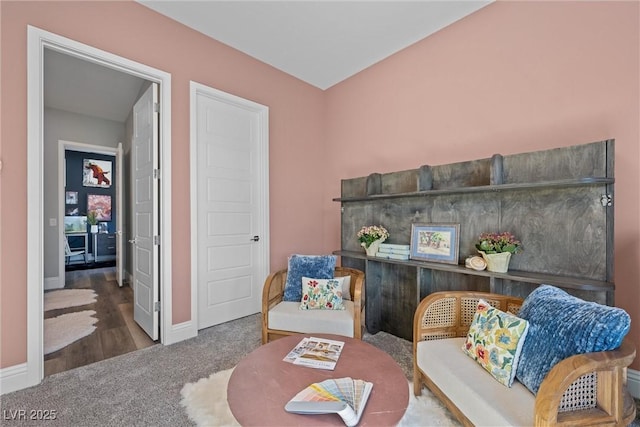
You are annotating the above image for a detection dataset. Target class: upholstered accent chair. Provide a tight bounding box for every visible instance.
[261,266,365,344]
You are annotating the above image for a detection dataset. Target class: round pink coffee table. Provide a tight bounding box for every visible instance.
[227,333,409,426]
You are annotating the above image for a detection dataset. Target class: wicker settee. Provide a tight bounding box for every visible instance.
[413,291,636,426]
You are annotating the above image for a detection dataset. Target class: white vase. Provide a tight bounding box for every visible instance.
[90,225,98,234]
[362,239,384,257]
[479,251,512,273]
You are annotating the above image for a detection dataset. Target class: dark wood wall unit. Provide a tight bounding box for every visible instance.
[335,140,615,341]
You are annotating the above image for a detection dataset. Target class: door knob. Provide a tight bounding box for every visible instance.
[128,238,138,244]
[251,235,260,242]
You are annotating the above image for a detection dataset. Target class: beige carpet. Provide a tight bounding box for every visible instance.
[180,368,459,426]
[44,289,97,311]
[44,310,98,355]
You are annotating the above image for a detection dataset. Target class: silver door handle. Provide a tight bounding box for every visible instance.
[128,238,138,245]
[250,235,260,242]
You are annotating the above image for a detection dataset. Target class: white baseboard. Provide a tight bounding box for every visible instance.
[44,276,63,290]
[628,368,640,399]
[164,320,197,345]
[0,363,30,395]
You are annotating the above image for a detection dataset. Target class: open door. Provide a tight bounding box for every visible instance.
[115,142,124,287]
[131,83,159,340]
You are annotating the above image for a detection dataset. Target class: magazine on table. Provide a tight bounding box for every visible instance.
[284,377,373,427]
[283,336,345,370]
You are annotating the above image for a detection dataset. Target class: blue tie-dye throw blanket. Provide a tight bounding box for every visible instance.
[515,285,630,394]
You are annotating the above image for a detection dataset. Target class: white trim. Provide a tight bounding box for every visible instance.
[164,320,197,345]
[27,25,174,392]
[43,276,63,290]
[628,368,640,399]
[58,140,118,286]
[0,363,29,395]
[189,81,270,332]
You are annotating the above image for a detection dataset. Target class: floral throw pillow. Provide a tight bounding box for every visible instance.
[462,299,529,387]
[299,277,346,310]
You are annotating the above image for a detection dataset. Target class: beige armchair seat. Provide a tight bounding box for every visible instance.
[261,266,364,344]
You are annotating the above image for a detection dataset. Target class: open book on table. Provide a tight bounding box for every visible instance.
[284,377,373,427]
[283,336,345,370]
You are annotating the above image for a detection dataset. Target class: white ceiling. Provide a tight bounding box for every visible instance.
[44,1,491,122]
[139,0,491,90]
[44,49,146,123]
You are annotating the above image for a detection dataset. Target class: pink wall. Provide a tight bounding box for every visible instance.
[324,1,640,369]
[0,1,326,368]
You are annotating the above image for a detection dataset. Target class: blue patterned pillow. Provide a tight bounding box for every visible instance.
[282,255,336,302]
[515,285,630,394]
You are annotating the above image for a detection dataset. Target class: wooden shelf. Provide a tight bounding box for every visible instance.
[335,141,615,340]
[333,177,614,202]
[333,250,614,293]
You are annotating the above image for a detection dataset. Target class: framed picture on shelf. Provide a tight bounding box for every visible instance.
[83,158,112,188]
[65,191,78,204]
[87,194,112,222]
[98,222,109,233]
[410,223,460,264]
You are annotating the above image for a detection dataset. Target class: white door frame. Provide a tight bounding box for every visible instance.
[57,140,120,288]
[189,81,270,332]
[26,25,174,389]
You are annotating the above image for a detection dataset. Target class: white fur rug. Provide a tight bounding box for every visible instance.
[44,289,97,311]
[44,310,98,355]
[180,368,460,426]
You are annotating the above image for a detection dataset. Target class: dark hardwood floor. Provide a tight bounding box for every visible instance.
[44,267,156,376]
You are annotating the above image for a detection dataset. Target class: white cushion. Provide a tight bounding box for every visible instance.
[416,337,535,427]
[340,275,351,300]
[268,301,355,337]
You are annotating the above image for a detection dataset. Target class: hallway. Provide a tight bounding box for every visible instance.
[44,267,156,376]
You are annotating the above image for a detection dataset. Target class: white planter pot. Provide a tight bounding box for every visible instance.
[479,251,512,273]
[362,238,384,257]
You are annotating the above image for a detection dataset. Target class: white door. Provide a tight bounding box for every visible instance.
[116,142,124,287]
[132,83,159,340]
[195,91,266,329]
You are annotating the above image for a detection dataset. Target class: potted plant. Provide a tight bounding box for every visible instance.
[87,210,99,234]
[475,232,522,272]
[357,225,389,256]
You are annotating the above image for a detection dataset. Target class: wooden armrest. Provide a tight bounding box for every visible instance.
[261,269,287,314]
[334,266,364,310]
[334,266,365,339]
[534,338,636,426]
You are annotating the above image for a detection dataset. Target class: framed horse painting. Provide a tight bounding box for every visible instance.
[83,158,112,188]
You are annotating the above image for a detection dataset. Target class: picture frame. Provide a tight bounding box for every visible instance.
[98,222,109,233]
[87,194,112,222]
[66,207,80,216]
[64,216,87,234]
[83,158,112,188]
[410,223,460,264]
[65,191,78,205]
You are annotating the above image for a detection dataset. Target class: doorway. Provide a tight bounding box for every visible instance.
[27,26,174,388]
[58,141,121,281]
